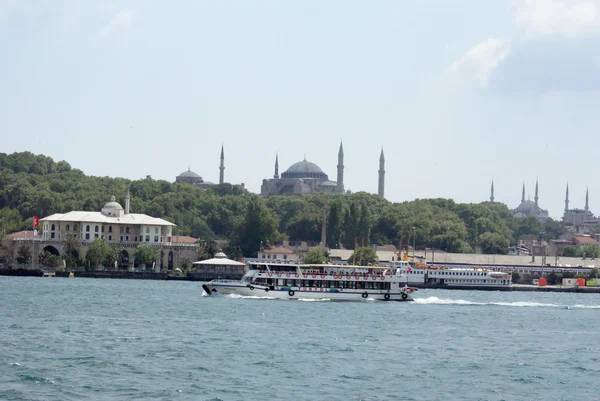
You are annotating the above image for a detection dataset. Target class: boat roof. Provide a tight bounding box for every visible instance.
[248,262,395,269]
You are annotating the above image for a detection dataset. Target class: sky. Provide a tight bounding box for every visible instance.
[2,0,600,219]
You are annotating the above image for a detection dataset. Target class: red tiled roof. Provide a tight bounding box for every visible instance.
[171,235,197,244]
[263,246,296,254]
[5,230,37,240]
[574,235,597,244]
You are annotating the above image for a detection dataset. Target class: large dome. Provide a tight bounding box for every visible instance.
[514,200,536,213]
[281,159,329,180]
[103,196,123,210]
[177,168,201,179]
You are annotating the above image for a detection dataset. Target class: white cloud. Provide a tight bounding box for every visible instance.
[448,38,511,88]
[93,10,133,40]
[449,1,600,90]
[514,0,600,38]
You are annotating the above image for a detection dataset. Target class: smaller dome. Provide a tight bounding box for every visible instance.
[215,252,227,259]
[103,195,123,210]
[178,168,202,179]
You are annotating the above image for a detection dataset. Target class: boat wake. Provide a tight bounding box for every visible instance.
[414,297,600,309]
[225,294,277,300]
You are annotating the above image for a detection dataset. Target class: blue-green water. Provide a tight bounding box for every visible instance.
[1,277,599,401]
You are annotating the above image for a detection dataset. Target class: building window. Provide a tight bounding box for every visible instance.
[66,224,70,232]
[109,235,112,241]
[86,225,90,232]
[102,226,105,233]
[146,227,150,234]
[126,227,130,234]
[167,236,171,242]
[51,224,55,231]
[126,235,129,241]
[154,236,158,242]
[109,226,112,233]
[51,232,55,239]
[283,255,287,260]
[74,224,77,231]
[120,236,123,242]
[145,236,150,242]
[155,227,158,234]
[134,236,138,242]
[94,226,99,233]
[85,233,90,240]
[120,227,124,234]
[95,234,99,238]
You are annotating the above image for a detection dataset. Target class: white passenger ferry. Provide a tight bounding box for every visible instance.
[390,259,512,290]
[202,262,418,301]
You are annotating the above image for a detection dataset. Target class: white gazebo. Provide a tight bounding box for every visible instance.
[191,252,246,280]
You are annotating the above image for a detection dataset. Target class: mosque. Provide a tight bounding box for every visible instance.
[260,142,386,197]
[490,180,550,223]
[175,145,238,189]
[562,184,599,233]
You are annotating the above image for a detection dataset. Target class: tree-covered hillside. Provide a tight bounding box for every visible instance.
[0,152,566,256]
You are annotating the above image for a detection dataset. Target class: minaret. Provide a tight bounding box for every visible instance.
[274,154,279,179]
[521,182,525,203]
[337,141,344,193]
[565,183,569,212]
[585,187,589,211]
[378,148,385,198]
[490,179,495,202]
[219,145,225,185]
[534,179,539,207]
[125,188,130,215]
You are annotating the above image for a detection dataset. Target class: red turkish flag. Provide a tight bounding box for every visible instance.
[33,216,39,228]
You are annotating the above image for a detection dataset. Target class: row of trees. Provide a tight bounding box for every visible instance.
[0,152,569,258]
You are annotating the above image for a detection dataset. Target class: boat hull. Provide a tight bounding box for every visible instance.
[203,283,415,301]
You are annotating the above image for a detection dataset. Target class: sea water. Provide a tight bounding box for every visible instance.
[1,276,599,401]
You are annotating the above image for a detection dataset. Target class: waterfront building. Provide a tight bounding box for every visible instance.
[8,192,198,270]
[510,180,549,223]
[190,251,246,280]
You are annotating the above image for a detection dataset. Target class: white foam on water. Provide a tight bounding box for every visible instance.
[414,296,600,309]
[225,294,277,300]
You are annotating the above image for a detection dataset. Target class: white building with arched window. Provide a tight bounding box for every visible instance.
[40,194,175,244]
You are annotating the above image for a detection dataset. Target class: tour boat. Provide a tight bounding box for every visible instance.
[390,260,512,290]
[202,262,418,301]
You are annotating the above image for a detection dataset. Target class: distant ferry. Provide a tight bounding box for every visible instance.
[390,260,512,290]
[202,261,418,301]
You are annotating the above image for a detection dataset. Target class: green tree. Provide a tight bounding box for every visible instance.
[230,197,279,257]
[16,244,32,264]
[134,244,159,267]
[563,246,581,257]
[478,232,510,255]
[582,244,600,259]
[326,200,345,248]
[347,246,379,266]
[85,238,118,268]
[63,233,79,259]
[302,247,330,264]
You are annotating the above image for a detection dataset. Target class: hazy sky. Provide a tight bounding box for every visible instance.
[2,0,600,219]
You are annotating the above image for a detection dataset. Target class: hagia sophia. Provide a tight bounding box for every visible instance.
[176,142,387,198]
